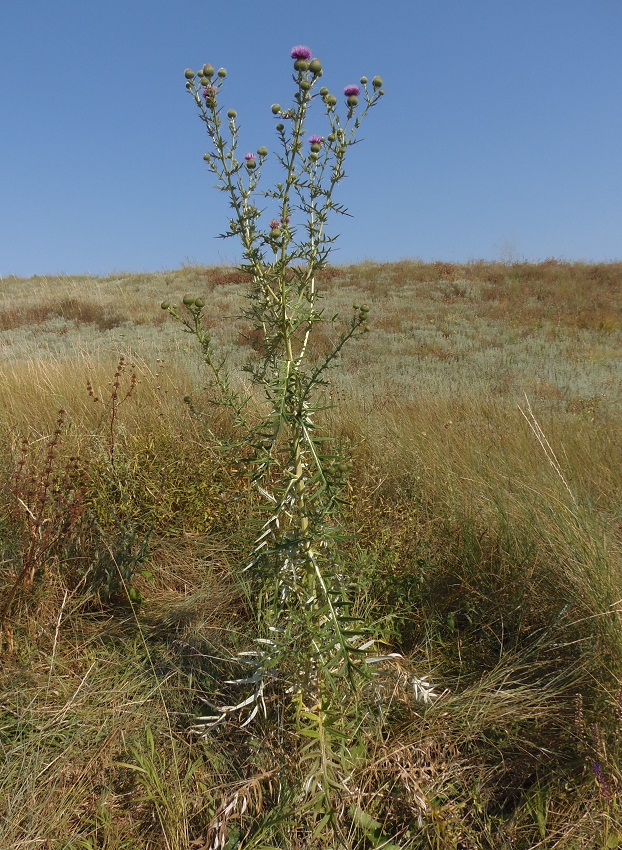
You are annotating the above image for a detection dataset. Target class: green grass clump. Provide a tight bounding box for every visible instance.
[1,261,621,847]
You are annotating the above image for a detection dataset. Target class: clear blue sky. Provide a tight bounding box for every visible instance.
[2,0,621,276]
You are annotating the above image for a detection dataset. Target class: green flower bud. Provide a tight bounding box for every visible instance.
[276,123,285,132]
[257,146,268,157]
[300,79,311,91]
[183,395,192,404]
[194,297,205,308]
[160,300,170,310]
[246,159,256,169]
[202,64,215,77]
[199,77,209,86]
[309,151,319,162]
[353,304,360,310]
[294,59,309,72]
[372,76,383,89]
[347,95,359,107]
[309,58,323,75]
[217,67,227,78]
[271,103,281,115]
[227,108,237,119]
[360,304,370,313]
[326,94,337,107]
[182,294,195,306]
[310,142,321,153]
[327,133,336,142]
[319,86,329,97]
[203,153,210,161]
[184,69,195,80]
[360,76,368,85]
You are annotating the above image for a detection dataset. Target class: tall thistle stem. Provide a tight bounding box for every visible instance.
[166,47,384,711]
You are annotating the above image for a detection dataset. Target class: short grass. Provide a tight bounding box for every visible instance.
[1,260,621,848]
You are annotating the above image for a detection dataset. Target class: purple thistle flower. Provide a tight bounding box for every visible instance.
[291,45,313,61]
[308,135,323,146]
[281,216,290,225]
[202,85,217,101]
[269,219,280,230]
[344,85,361,97]
[244,153,256,162]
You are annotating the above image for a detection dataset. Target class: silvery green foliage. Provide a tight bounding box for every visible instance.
[167,49,385,834]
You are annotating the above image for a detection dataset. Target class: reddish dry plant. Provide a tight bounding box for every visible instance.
[87,356,138,462]
[0,410,87,651]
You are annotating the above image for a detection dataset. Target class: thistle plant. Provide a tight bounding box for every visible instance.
[165,47,385,832]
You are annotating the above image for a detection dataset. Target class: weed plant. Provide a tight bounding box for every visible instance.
[160,46,390,841]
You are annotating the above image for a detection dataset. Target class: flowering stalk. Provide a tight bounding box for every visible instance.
[168,47,384,717]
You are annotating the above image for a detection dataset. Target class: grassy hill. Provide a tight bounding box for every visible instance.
[1,260,621,848]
